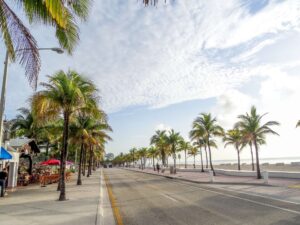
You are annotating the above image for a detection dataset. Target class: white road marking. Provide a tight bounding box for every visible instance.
[100,170,104,217]
[161,193,179,202]
[126,169,300,215]
[207,184,300,205]
[176,181,300,215]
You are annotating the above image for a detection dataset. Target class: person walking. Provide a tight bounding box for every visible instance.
[156,163,160,173]
[0,168,8,197]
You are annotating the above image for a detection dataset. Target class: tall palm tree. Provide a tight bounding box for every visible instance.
[165,129,182,172]
[138,147,148,170]
[147,146,158,170]
[188,146,198,169]
[32,70,98,201]
[150,130,168,167]
[192,113,224,176]
[69,113,111,184]
[179,139,191,169]
[190,123,209,168]
[129,147,137,167]
[0,0,91,87]
[11,107,38,138]
[192,140,204,172]
[223,129,244,171]
[86,122,112,177]
[236,106,279,179]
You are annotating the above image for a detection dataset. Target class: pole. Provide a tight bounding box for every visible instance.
[0,47,63,154]
[0,51,9,152]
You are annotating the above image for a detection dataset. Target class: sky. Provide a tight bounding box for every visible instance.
[1,0,300,162]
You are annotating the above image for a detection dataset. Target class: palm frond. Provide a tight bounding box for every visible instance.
[0,0,40,88]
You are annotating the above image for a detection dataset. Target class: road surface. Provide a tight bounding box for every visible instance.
[104,168,300,225]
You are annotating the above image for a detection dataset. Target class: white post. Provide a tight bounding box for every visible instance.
[263,171,269,184]
[209,170,214,182]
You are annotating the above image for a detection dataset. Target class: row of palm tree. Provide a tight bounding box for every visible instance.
[11,70,112,201]
[113,106,279,179]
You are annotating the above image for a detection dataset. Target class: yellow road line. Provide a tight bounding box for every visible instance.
[288,184,300,189]
[104,172,124,225]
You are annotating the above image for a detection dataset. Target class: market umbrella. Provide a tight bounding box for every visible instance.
[66,161,74,165]
[0,147,12,160]
[40,159,60,166]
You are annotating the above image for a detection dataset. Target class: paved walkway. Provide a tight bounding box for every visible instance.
[125,167,300,204]
[0,169,114,225]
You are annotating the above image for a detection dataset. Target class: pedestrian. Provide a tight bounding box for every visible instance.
[0,168,8,197]
[156,163,160,173]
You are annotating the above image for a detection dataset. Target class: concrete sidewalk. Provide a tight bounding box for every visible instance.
[0,169,115,225]
[125,167,300,204]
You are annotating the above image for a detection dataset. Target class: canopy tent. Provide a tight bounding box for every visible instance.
[0,147,12,160]
[40,159,74,166]
[40,159,60,166]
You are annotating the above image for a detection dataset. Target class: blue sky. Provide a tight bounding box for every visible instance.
[1,0,300,161]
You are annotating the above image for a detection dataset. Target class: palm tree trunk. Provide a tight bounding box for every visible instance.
[254,139,262,179]
[207,139,216,176]
[132,151,135,167]
[93,158,96,171]
[77,141,84,185]
[45,141,49,160]
[59,112,70,201]
[82,148,86,176]
[153,156,155,170]
[249,142,255,171]
[199,148,204,172]
[204,146,208,169]
[87,145,92,177]
[193,155,196,168]
[173,152,176,173]
[236,146,241,171]
[184,149,187,169]
[161,149,166,167]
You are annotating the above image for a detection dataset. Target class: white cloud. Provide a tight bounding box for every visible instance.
[3,0,300,116]
[155,123,172,132]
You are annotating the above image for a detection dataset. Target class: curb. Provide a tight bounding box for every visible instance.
[123,168,269,187]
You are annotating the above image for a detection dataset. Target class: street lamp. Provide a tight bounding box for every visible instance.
[0,47,64,150]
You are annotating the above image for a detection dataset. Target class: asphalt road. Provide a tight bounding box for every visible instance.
[104,168,300,225]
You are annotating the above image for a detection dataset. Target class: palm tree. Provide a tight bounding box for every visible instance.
[11,107,38,138]
[69,113,111,184]
[86,122,112,177]
[147,146,158,170]
[138,148,148,169]
[129,147,137,167]
[192,140,204,172]
[150,130,168,167]
[192,113,224,176]
[179,139,191,169]
[0,0,91,87]
[188,146,198,169]
[32,70,98,201]
[165,129,182,173]
[236,106,279,179]
[223,129,244,171]
[190,123,209,169]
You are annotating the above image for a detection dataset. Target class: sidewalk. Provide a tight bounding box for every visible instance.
[0,169,114,225]
[125,167,300,204]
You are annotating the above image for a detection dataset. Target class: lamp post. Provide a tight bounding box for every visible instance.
[0,47,64,150]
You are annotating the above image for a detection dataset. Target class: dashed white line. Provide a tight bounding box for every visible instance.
[161,193,179,202]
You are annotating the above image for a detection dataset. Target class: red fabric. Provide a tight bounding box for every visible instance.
[40,159,60,165]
